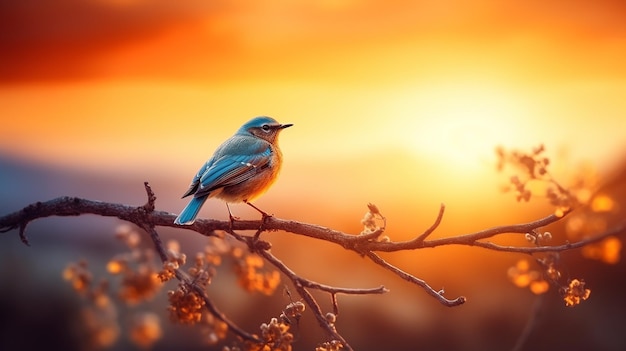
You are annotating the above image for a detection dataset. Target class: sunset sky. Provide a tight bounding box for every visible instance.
[1,1,626,350]
[2,0,626,253]
[2,0,625,174]
[1,0,625,237]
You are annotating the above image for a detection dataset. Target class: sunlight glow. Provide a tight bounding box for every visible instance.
[385,81,534,170]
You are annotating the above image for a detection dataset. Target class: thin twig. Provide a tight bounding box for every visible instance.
[367,210,571,252]
[257,248,388,351]
[471,221,626,253]
[140,224,168,264]
[258,248,388,296]
[174,269,261,342]
[413,203,446,244]
[366,252,466,307]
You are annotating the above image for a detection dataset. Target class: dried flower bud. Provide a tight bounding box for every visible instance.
[367,203,381,216]
[542,231,552,241]
[563,279,591,307]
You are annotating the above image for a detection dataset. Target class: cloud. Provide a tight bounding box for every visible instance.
[1,0,625,83]
[0,0,222,82]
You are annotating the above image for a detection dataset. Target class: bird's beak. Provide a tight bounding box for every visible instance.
[279,123,293,129]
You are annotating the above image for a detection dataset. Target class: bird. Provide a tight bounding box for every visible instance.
[174,116,293,225]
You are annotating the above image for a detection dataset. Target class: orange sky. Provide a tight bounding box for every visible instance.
[1,0,625,208]
[2,3,626,347]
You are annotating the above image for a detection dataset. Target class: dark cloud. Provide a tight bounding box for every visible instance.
[0,0,222,82]
[1,0,626,83]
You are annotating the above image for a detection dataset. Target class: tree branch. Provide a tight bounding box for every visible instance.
[2,184,625,349]
[472,220,626,253]
[256,248,352,348]
[365,209,571,252]
[366,251,466,307]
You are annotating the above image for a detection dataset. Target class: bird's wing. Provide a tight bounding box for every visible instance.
[193,147,272,198]
[181,161,210,198]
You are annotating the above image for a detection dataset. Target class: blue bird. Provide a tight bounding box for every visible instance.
[174,116,293,225]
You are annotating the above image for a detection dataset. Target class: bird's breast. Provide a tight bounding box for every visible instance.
[214,146,283,203]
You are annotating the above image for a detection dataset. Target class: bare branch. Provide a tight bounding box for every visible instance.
[363,209,571,252]
[173,269,261,343]
[140,224,168,262]
[256,248,353,350]
[473,220,626,253]
[142,181,157,213]
[2,185,624,349]
[413,202,446,244]
[366,252,466,307]
[258,246,388,295]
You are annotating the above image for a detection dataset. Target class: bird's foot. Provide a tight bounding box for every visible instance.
[226,203,241,232]
[228,213,241,232]
[245,201,272,241]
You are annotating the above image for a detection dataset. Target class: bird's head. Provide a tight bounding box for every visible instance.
[239,116,293,144]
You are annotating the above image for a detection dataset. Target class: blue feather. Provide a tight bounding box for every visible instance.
[174,196,208,225]
[175,116,292,225]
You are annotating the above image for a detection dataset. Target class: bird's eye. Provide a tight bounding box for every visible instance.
[261,124,271,132]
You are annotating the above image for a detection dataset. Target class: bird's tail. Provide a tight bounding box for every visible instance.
[174,196,208,225]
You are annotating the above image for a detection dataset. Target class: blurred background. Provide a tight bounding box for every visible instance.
[1,0,625,350]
